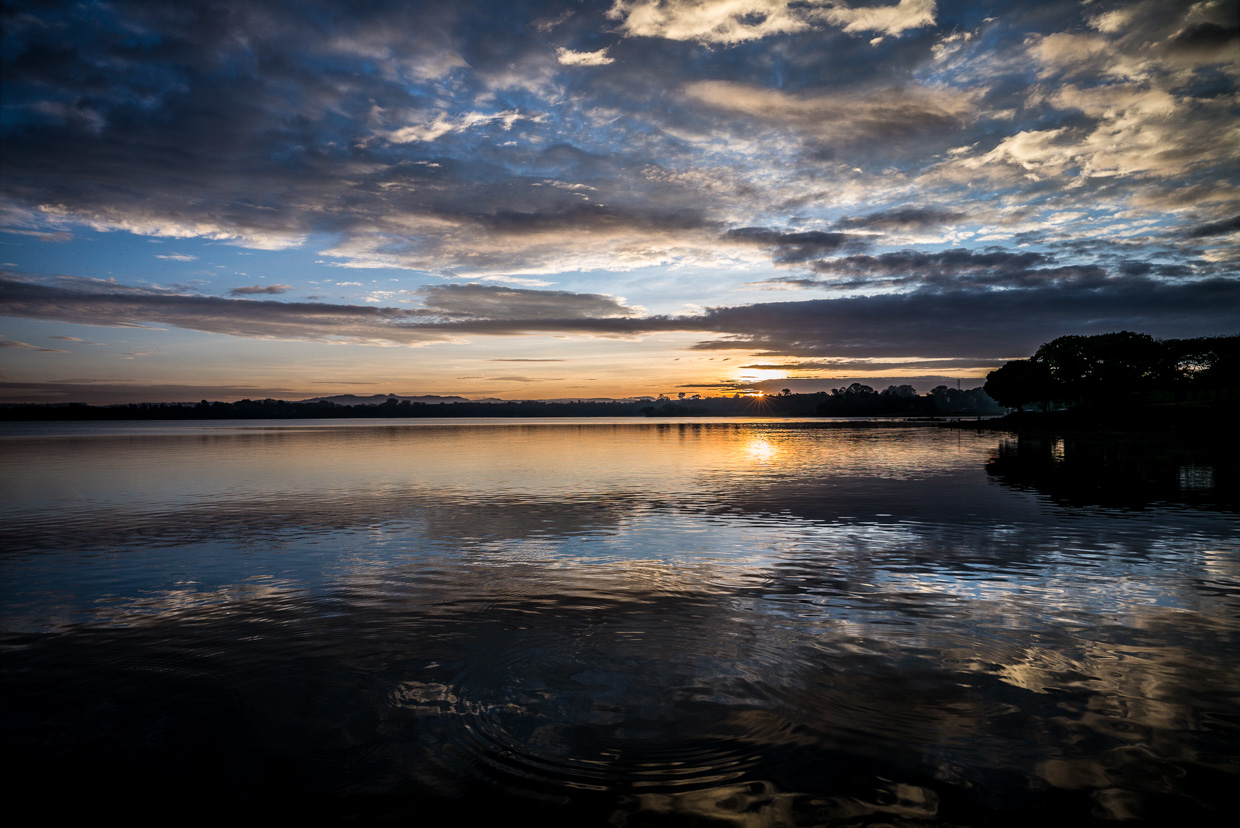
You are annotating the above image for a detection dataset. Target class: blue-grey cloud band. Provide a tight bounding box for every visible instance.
[3,273,1234,360]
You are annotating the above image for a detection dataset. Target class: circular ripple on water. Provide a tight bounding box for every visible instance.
[392,632,773,796]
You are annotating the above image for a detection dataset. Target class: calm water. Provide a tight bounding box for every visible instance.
[2,419,1238,824]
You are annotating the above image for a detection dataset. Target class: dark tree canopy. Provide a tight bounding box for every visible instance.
[986,331,1238,411]
[984,360,1054,411]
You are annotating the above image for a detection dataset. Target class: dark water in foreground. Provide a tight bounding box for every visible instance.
[2,419,1238,825]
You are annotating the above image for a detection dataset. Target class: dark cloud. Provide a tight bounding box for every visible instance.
[834,206,966,232]
[1183,215,1240,239]
[740,359,1002,372]
[0,275,644,345]
[1165,20,1240,57]
[3,270,1236,364]
[1117,260,1195,279]
[473,205,712,236]
[724,227,868,263]
[0,380,327,406]
[766,248,1077,291]
[416,283,637,320]
[688,277,1240,359]
[229,284,293,296]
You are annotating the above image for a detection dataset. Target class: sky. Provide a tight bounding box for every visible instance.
[1,0,1237,404]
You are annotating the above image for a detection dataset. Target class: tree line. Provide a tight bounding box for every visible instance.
[983,332,1238,412]
[1,385,1003,421]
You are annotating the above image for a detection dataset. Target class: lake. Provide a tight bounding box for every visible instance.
[2,419,1237,825]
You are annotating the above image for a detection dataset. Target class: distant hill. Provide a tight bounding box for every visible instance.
[295,394,658,405]
[295,394,490,405]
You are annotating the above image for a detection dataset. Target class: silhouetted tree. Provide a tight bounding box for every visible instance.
[1031,331,1172,406]
[984,359,1055,411]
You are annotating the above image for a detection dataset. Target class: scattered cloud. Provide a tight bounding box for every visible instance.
[1,0,1236,399]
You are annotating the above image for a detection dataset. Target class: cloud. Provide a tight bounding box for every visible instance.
[741,358,1001,372]
[229,284,293,296]
[375,109,544,145]
[0,380,325,406]
[417,283,638,320]
[724,227,868,262]
[0,338,70,353]
[834,206,965,232]
[0,275,644,346]
[607,1,936,44]
[556,47,614,66]
[0,276,455,346]
[1183,215,1240,239]
[2,270,1235,365]
[687,276,1240,359]
[607,0,820,44]
[2,0,1230,287]
[780,247,1101,292]
[683,80,978,148]
[1,0,1235,374]
[821,0,937,38]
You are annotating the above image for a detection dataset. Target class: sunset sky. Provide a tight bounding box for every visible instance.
[2,0,1237,404]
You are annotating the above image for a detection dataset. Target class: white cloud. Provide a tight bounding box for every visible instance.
[40,206,305,250]
[608,0,815,44]
[556,47,615,66]
[608,0,936,44]
[822,0,936,37]
[954,83,1237,184]
[377,109,546,144]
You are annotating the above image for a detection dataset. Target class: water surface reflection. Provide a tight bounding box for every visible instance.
[2,420,1237,824]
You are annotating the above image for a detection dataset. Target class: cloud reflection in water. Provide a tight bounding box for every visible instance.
[1,421,1237,824]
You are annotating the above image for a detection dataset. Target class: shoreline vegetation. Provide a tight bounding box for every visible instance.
[0,383,1000,422]
[3,332,1233,430]
[971,331,1238,440]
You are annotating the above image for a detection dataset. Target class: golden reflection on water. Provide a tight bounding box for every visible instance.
[2,421,986,513]
[741,434,780,464]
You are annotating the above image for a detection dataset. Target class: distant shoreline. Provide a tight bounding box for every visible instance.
[0,389,1002,422]
[3,400,1231,438]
